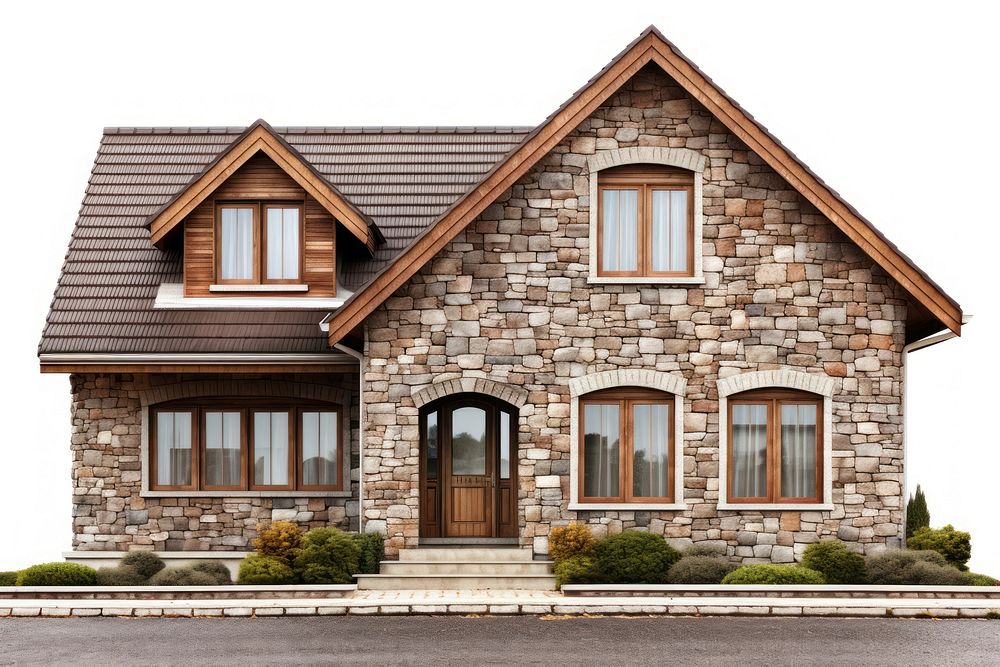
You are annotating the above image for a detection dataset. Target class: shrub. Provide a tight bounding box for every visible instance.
[905,484,930,538]
[866,549,964,585]
[0,571,18,586]
[964,572,999,587]
[120,551,166,579]
[16,563,97,587]
[292,528,361,584]
[252,520,304,564]
[190,561,233,585]
[683,543,728,558]
[907,525,971,571]
[548,523,598,562]
[802,540,867,584]
[237,554,296,585]
[722,564,826,585]
[149,567,217,586]
[352,532,385,575]
[95,566,148,586]
[554,555,603,588]
[666,556,737,584]
[592,531,680,584]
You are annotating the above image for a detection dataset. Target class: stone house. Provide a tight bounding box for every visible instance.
[40,27,963,572]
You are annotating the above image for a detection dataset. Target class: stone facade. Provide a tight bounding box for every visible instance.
[361,65,907,560]
[69,373,360,551]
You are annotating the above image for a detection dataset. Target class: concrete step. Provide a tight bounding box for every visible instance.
[398,547,534,562]
[355,574,557,591]
[380,560,554,576]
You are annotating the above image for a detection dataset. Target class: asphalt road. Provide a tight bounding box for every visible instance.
[1,616,998,666]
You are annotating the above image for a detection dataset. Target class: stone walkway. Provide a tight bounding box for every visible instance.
[1,589,998,618]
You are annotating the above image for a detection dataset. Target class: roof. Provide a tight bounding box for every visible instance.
[38,126,529,356]
[323,26,963,345]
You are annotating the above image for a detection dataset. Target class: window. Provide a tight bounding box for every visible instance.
[727,389,822,504]
[217,203,302,285]
[150,400,342,492]
[597,165,693,277]
[578,388,674,503]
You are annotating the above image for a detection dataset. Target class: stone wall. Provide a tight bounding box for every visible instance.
[361,65,907,560]
[70,372,359,551]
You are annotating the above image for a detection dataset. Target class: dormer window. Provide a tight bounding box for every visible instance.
[217,202,302,286]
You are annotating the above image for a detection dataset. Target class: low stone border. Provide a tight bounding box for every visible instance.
[0,584,356,600]
[561,584,1000,600]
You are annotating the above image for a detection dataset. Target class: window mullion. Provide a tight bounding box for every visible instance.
[621,399,630,503]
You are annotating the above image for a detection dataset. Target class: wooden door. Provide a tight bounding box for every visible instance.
[443,401,495,537]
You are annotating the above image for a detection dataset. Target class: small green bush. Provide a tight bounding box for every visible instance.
[802,540,867,584]
[190,561,232,585]
[666,555,736,584]
[237,554,296,585]
[683,544,728,558]
[722,564,826,585]
[17,563,97,587]
[292,528,361,584]
[866,550,963,585]
[964,572,999,587]
[592,531,680,584]
[95,566,147,586]
[352,532,385,575]
[0,571,18,586]
[549,523,598,562]
[252,520,304,564]
[120,551,166,579]
[554,554,603,588]
[907,525,972,571]
[148,567,217,586]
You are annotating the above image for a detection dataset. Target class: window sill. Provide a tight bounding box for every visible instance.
[568,502,688,511]
[716,503,834,511]
[209,284,309,293]
[586,276,706,285]
[153,284,348,310]
[142,490,352,499]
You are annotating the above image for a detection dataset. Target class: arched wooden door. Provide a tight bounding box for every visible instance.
[419,394,517,539]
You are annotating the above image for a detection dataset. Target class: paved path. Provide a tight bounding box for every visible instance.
[2,616,999,666]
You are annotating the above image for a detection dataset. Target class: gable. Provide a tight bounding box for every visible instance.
[324,26,961,346]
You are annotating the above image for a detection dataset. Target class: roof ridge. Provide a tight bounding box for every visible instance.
[104,126,535,135]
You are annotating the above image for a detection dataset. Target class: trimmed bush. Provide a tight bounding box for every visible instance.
[95,566,147,587]
[16,563,97,587]
[802,540,867,584]
[149,567,217,586]
[592,531,680,584]
[549,523,598,562]
[666,555,736,584]
[237,554,296,585]
[683,544,728,558]
[866,549,962,585]
[252,520,304,564]
[292,528,361,584]
[352,532,385,575]
[907,525,971,571]
[722,564,826,585]
[964,572,999,587]
[0,571,18,586]
[554,554,603,588]
[190,561,232,585]
[120,551,166,579]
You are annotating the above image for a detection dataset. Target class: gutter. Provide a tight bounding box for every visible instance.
[332,335,366,534]
[900,314,972,546]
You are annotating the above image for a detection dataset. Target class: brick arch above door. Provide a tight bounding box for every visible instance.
[411,377,529,410]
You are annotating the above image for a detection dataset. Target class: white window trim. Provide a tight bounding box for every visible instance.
[568,369,688,510]
[587,147,707,285]
[716,369,836,511]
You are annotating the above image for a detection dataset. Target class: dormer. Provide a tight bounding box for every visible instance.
[146,120,381,303]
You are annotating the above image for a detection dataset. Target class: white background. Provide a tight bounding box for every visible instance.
[0,1,996,575]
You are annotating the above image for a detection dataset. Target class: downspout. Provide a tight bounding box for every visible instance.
[900,314,972,546]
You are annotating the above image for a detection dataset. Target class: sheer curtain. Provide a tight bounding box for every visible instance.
[253,411,289,486]
[302,411,338,486]
[602,189,638,271]
[156,411,192,486]
[205,411,241,486]
[780,404,817,497]
[583,404,620,497]
[220,208,254,280]
[651,190,688,272]
[632,403,670,498]
[731,404,767,497]
[266,207,300,280]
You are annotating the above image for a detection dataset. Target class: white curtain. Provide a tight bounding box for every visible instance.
[780,405,817,497]
[205,411,241,486]
[220,208,254,280]
[632,404,670,498]
[156,411,192,486]
[732,404,767,497]
[602,189,638,271]
[583,404,620,497]
[651,190,688,272]
[253,411,289,486]
[302,411,338,486]
[266,207,300,280]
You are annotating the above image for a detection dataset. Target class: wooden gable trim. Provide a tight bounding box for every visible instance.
[147,121,379,252]
[325,27,961,345]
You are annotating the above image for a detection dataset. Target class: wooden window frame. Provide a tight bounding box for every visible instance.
[726,388,823,505]
[215,202,304,286]
[149,399,343,493]
[596,166,694,278]
[578,387,675,504]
